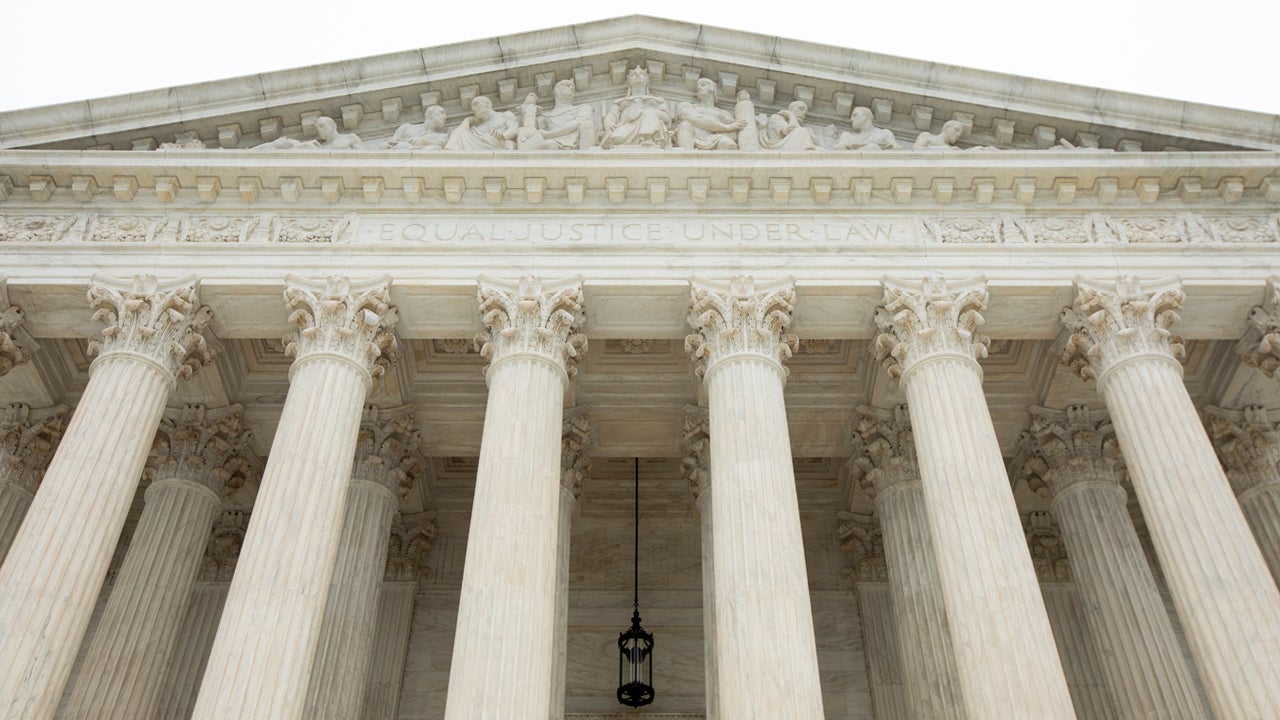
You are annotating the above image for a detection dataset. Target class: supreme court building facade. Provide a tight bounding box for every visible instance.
[1,15,1280,720]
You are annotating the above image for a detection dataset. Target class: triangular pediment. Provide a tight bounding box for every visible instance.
[1,16,1276,153]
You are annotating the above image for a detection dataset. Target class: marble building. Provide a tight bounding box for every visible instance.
[0,14,1279,720]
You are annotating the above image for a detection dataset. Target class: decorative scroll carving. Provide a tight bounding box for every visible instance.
[271,216,353,244]
[617,339,655,354]
[0,215,76,243]
[148,404,254,496]
[353,404,424,498]
[384,514,438,581]
[1060,276,1185,382]
[874,274,990,381]
[835,511,887,582]
[282,274,398,379]
[1025,511,1072,582]
[0,403,69,493]
[681,405,710,500]
[474,275,586,377]
[1205,405,1280,497]
[849,405,918,498]
[86,274,214,380]
[0,281,36,376]
[1242,277,1280,378]
[685,276,797,378]
[561,406,592,499]
[1015,405,1120,499]
[200,508,249,581]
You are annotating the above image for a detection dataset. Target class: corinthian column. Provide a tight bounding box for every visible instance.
[193,275,397,720]
[851,405,965,720]
[364,516,435,720]
[875,274,1075,718]
[65,404,254,720]
[0,403,68,561]
[685,276,824,719]
[551,406,590,720]
[681,406,717,720]
[1062,276,1280,718]
[0,279,38,376]
[444,276,585,720]
[304,404,425,720]
[1019,405,1206,719]
[1206,405,1280,584]
[0,275,212,720]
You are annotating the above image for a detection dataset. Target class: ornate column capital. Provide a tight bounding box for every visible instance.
[0,403,70,493]
[475,275,586,380]
[849,404,918,499]
[282,274,398,381]
[874,274,990,381]
[353,404,425,499]
[836,511,888,583]
[0,280,38,376]
[148,404,254,498]
[200,508,249,581]
[1060,276,1185,383]
[685,276,798,380]
[384,513,438,582]
[1241,276,1280,378]
[561,406,592,500]
[1016,405,1121,499]
[681,406,710,501]
[1205,405,1280,497]
[1025,511,1072,582]
[87,275,214,381]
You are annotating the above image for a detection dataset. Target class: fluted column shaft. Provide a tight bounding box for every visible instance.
[0,483,33,562]
[876,480,966,720]
[1099,359,1280,716]
[704,356,824,718]
[193,274,396,720]
[551,481,577,720]
[696,486,719,720]
[0,357,176,719]
[303,480,399,720]
[63,477,221,719]
[156,582,228,720]
[444,355,565,718]
[1205,405,1280,586]
[362,581,417,720]
[1051,479,1206,718]
[1241,484,1280,583]
[858,583,909,720]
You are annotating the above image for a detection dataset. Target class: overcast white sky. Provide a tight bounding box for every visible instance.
[2,0,1277,116]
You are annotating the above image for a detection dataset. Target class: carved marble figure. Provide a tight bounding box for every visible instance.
[601,66,673,149]
[517,81,599,150]
[833,107,899,150]
[445,96,519,151]
[759,101,818,151]
[253,116,363,151]
[385,106,449,151]
[913,120,966,151]
[675,77,746,151]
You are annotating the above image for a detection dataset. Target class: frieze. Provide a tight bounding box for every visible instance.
[1,212,1278,247]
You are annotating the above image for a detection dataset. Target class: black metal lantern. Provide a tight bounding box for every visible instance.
[617,458,655,707]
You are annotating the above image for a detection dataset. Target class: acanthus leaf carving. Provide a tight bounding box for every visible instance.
[0,280,37,376]
[0,403,70,493]
[148,403,255,497]
[86,274,214,381]
[474,275,586,378]
[874,274,989,381]
[201,507,249,581]
[1204,405,1280,497]
[283,274,398,379]
[684,276,797,378]
[835,510,887,582]
[1024,510,1072,582]
[1241,276,1280,379]
[1060,276,1185,382]
[353,403,424,499]
[385,513,438,582]
[561,406,592,499]
[849,404,918,499]
[681,405,710,501]
[1015,405,1120,499]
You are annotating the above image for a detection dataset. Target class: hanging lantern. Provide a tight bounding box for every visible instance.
[617,458,655,707]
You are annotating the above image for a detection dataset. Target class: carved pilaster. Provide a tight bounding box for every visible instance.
[1060,276,1185,383]
[1205,405,1280,497]
[148,404,253,497]
[684,276,797,379]
[0,403,69,494]
[87,274,214,381]
[1024,511,1072,582]
[282,274,398,379]
[353,404,424,498]
[836,512,888,582]
[384,514,438,582]
[874,274,990,381]
[475,275,586,378]
[849,404,917,497]
[1242,276,1280,378]
[0,280,37,375]
[561,406,592,499]
[681,406,710,500]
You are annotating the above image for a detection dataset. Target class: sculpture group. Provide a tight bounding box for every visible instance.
[226,65,1021,154]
